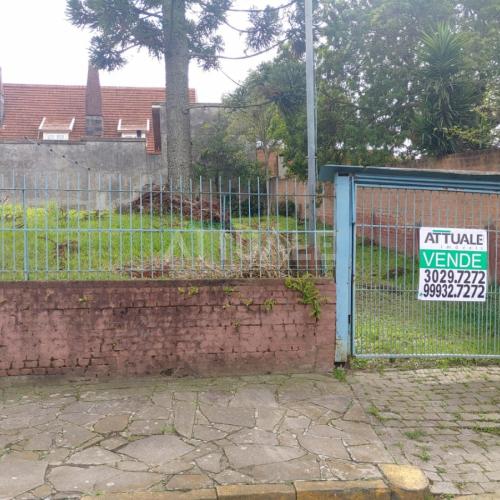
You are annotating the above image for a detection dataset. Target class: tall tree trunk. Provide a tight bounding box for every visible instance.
[163,0,192,183]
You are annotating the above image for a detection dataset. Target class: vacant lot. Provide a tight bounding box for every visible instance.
[0,204,334,280]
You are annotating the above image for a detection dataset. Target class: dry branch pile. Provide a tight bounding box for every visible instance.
[119,233,291,279]
[128,184,227,223]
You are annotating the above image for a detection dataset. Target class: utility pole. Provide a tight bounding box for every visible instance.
[305,0,317,246]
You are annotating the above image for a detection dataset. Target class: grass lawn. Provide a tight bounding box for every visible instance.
[355,289,500,356]
[0,203,335,280]
[354,241,500,357]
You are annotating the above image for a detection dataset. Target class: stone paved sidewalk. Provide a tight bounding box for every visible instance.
[351,365,500,497]
[0,367,499,499]
[0,373,392,499]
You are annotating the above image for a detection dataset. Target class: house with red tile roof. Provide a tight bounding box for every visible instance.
[0,65,197,174]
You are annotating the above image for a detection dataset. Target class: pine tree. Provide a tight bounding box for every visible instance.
[66,0,301,180]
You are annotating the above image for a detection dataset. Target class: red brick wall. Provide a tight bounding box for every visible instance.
[399,149,500,172]
[357,188,500,281]
[0,279,335,378]
[269,179,500,281]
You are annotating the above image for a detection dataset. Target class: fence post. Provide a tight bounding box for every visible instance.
[22,175,29,281]
[335,174,356,363]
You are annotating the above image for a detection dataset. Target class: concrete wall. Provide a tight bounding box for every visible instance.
[0,140,167,208]
[0,139,165,174]
[0,279,336,378]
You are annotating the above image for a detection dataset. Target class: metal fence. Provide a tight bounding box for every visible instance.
[0,172,335,281]
[3,166,500,358]
[355,186,500,358]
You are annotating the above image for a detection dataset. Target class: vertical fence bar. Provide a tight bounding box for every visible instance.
[160,174,165,277]
[76,173,81,278]
[118,174,123,277]
[22,175,29,281]
[33,174,38,278]
[238,177,242,277]
[148,175,154,278]
[0,174,5,278]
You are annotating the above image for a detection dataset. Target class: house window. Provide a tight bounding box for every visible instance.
[121,131,146,139]
[39,117,75,141]
[117,119,149,140]
[42,132,69,141]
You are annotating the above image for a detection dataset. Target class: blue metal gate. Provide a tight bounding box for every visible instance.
[320,165,500,361]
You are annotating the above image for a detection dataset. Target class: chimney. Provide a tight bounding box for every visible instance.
[85,64,103,137]
[0,67,5,126]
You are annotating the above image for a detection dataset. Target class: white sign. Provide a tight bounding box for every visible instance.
[418,227,488,302]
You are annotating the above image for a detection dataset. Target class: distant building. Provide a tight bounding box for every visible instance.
[0,65,197,175]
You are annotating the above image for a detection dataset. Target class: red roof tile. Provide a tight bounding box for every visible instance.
[0,84,197,154]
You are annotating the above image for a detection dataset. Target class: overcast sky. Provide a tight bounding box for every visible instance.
[0,0,282,102]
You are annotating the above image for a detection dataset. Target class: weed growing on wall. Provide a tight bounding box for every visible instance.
[284,274,326,320]
[263,298,276,312]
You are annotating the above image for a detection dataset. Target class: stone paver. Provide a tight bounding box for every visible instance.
[248,454,321,482]
[298,435,350,459]
[120,435,194,465]
[94,414,130,434]
[0,373,385,498]
[351,365,500,497]
[67,446,121,465]
[0,367,498,498]
[0,457,47,498]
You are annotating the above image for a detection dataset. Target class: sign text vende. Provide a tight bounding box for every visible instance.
[419,249,488,270]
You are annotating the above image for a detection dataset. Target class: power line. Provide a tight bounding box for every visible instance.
[219,68,245,87]
[227,0,297,13]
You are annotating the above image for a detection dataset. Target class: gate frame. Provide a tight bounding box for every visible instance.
[319,165,500,363]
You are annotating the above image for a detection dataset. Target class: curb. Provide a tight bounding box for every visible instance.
[82,464,431,500]
[454,495,500,499]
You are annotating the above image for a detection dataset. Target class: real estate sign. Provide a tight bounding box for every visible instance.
[418,227,488,302]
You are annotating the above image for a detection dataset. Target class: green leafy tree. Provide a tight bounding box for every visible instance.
[193,112,261,183]
[261,0,499,171]
[225,70,287,180]
[66,0,302,180]
[412,24,486,156]
[455,0,500,79]
[248,55,309,178]
[231,47,396,177]
[340,0,455,156]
